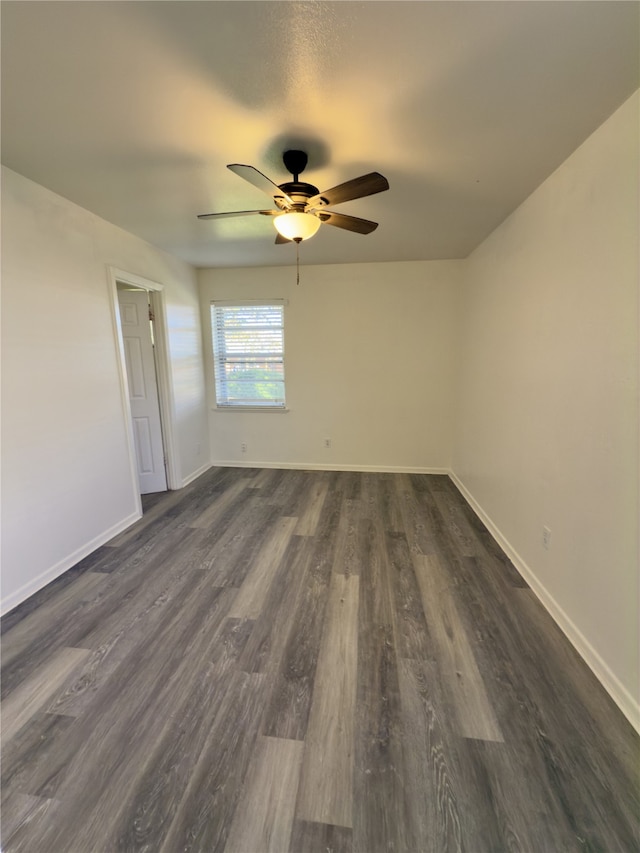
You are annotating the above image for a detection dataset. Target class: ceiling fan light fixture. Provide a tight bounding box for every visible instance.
[273,211,321,242]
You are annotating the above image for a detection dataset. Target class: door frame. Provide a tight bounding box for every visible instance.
[108,266,180,510]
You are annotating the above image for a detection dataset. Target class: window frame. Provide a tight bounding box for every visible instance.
[210,299,288,411]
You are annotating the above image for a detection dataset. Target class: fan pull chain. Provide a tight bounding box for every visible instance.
[296,240,300,286]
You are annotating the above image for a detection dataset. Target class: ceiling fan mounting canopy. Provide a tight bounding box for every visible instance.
[276,150,320,209]
[198,149,389,243]
[282,149,308,178]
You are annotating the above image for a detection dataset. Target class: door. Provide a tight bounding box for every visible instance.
[118,288,168,494]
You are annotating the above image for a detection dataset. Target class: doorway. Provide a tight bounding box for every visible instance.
[109,267,179,508]
[117,286,167,494]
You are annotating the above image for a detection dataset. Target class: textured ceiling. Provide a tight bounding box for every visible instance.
[2,1,638,268]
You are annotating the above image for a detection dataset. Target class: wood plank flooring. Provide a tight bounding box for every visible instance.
[1,467,638,852]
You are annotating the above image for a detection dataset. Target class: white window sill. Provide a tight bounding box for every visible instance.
[213,406,290,413]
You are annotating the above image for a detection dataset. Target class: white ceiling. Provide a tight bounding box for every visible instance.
[2,1,638,269]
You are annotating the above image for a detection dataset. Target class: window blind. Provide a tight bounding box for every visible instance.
[211,302,286,407]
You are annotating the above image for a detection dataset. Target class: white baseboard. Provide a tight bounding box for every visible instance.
[181,461,213,487]
[1,511,141,617]
[448,470,640,734]
[211,460,450,475]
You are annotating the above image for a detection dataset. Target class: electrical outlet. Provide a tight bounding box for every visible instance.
[324,438,332,448]
[542,526,551,550]
[241,442,247,453]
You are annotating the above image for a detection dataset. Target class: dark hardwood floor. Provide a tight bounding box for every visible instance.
[1,467,638,852]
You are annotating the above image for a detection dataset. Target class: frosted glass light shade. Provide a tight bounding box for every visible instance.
[273,212,321,241]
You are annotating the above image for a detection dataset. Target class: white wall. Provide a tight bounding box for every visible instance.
[452,92,639,726]
[1,167,209,614]
[199,260,462,472]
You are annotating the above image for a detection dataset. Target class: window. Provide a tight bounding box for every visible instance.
[211,301,286,408]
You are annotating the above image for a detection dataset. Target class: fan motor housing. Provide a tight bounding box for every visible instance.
[278,180,319,204]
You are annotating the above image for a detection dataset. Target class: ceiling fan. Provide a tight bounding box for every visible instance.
[198,150,389,244]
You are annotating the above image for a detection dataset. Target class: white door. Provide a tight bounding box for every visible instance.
[118,289,168,494]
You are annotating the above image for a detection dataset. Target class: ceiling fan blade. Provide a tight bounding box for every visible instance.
[197,209,278,220]
[227,164,293,208]
[307,172,389,208]
[317,211,378,234]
